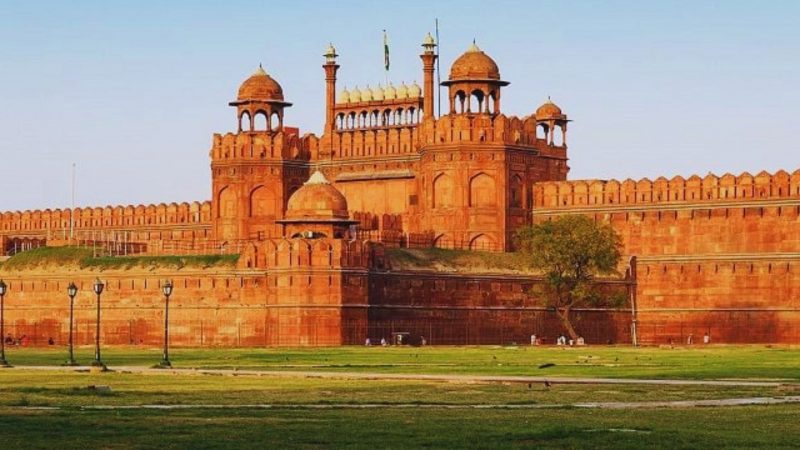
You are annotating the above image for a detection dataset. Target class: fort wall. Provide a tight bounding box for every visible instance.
[533,169,800,344]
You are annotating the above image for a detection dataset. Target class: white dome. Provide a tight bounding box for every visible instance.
[361,85,373,102]
[337,86,350,104]
[408,81,421,98]
[384,83,396,100]
[396,82,409,99]
[350,85,362,103]
[371,84,384,101]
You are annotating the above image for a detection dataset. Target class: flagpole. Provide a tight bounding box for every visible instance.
[383,29,390,86]
[435,18,441,118]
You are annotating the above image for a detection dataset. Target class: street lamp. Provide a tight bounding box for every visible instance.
[0,279,9,367]
[65,282,79,366]
[159,279,174,368]
[92,278,106,370]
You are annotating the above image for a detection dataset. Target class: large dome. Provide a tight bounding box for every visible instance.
[237,65,284,101]
[285,171,349,221]
[449,42,501,81]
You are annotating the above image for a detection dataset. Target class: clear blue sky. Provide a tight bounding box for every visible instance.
[0,0,798,211]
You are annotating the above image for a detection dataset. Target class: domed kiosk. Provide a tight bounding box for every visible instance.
[230,64,292,132]
[277,171,358,239]
[441,42,508,114]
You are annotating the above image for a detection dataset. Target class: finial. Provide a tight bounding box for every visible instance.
[253,64,267,76]
[467,40,480,52]
[306,170,330,185]
[324,42,338,62]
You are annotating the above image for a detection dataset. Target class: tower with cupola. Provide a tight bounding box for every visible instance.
[417,42,569,250]
[210,65,311,243]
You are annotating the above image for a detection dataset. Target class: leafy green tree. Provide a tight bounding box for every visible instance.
[515,215,623,340]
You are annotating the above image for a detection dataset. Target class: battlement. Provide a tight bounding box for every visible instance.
[239,237,384,270]
[534,169,800,209]
[210,129,317,163]
[422,113,564,153]
[0,200,212,236]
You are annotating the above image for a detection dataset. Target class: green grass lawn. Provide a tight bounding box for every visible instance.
[1,345,799,449]
[1,406,799,449]
[4,344,800,380]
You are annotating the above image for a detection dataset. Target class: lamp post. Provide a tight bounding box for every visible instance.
[0,279,9,367]
[65,282,78,366]
[92,278,106,370]
[160,279,173,368]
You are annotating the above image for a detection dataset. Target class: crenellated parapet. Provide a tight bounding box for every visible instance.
[210,129,316,163]
[422,113,562,151]
[534,169,800,209]
[0,201,212,236]
[238,237,384,270]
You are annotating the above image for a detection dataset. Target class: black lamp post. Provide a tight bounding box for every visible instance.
[160,279,173,368]
[0,279,9,367]
[65,282,78,366]
[92,278,106,370]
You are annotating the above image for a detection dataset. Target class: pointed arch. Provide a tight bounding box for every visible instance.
[217,186,236,219]
[432,173,454,208]
[249,185,276,218]
[469,234,494,251]
[239,111,251,132]
[469,172,496,207]
[253,111,268,131]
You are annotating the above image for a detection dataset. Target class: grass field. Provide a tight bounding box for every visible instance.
[1,345,798,448]
[4,344,799,380]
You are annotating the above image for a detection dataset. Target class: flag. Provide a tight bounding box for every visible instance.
[383,30,390,71]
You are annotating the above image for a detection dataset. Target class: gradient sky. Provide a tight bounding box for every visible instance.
[0,0,798,211]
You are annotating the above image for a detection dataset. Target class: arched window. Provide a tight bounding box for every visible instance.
[270,112,280,130]
[432,173,454,208]
[253,111,268,131]
[249,186,275,217]
[536,123,549,140]
[469,173,496,207]
[470,90,484,113]
[239,112,251,132]
[553,125,564,146]
[217,187,236,219]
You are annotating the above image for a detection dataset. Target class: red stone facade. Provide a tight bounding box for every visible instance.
[0,36,797,345]
[533,172,800,344]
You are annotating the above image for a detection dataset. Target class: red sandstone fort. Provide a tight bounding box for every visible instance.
[1,36,798,346]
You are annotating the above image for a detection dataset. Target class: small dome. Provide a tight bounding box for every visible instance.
[361,85,373,102]
[323,42,337,60]
[337,86,350,104]
[408,81,421,98]
[536,97,564,119]
[371,84,384,101]
[350,85,362,103]
[286,171,349,220]
[448,42,500,81]
[396,82,409,99]
[422,32,436,48]
[384,83,396,100]
[237,64,284,101]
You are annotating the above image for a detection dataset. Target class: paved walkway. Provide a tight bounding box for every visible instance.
[10,365,790,387]
[10,396,800,411]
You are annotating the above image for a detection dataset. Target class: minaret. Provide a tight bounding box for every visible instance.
[323,43,339,134]
[420,33,437,119]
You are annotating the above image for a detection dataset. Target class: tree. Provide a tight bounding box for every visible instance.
[515,215,623,340]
